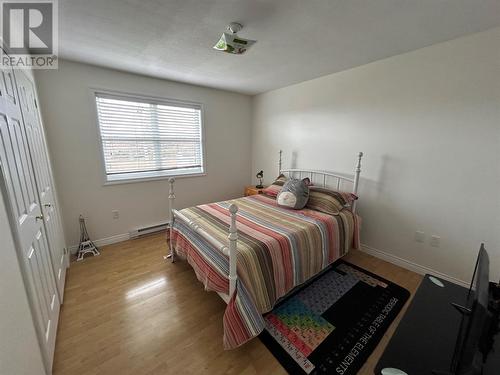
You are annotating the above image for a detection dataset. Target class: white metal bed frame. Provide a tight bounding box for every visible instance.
[166,151,363,302]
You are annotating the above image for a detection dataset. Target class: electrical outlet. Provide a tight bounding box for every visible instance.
[415,231,425,243]
[112,210,119,219]
[430,235,441,247]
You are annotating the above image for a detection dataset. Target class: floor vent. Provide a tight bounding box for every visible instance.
[129,222,169,239]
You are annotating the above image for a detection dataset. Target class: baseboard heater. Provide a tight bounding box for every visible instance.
[129,222,169,239]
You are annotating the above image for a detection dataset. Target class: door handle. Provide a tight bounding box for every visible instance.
[44,203,52,208]
[35,215,44,221]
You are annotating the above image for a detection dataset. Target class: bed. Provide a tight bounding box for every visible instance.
[166,152,363,349]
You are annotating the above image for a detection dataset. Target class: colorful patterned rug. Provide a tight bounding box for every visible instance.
[259,260,410,375]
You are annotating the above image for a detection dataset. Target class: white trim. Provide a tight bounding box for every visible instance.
[94,90,203,109]
[360,243,469,288]
[67,233,471,289]
[87,87,207,186]
[68,233,130,254]
[103,171,206,186]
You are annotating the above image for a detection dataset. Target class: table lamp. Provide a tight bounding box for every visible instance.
[256,170,264,189]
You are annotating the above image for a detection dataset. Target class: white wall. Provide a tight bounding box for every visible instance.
[252,27,500,283]
[35,60,252,246]
[0,194,46,375]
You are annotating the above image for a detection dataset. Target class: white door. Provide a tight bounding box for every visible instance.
[15,70,68,300]
[0,65,60,371]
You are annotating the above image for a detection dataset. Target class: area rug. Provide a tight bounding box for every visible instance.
[259,260,410,375]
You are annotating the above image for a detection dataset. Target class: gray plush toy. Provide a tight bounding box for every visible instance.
[277,178,310,209]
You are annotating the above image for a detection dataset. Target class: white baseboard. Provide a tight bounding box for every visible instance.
[69,233,130,254]
[68,234,469,288]
[360,243,469,288]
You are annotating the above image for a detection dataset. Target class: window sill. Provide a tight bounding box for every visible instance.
[103,171,206,186]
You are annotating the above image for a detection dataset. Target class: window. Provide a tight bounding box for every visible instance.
[94,92,204,183]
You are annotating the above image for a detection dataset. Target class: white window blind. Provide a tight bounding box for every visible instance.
[95,93,204,182]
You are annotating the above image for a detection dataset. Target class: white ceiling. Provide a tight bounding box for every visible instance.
[60,0,500,95]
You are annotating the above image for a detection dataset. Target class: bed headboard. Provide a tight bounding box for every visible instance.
[279,151,363,213]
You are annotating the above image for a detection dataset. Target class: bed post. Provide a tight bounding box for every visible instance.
[228,204,238,297]
[352,152,363,213]
[278,149,283,175]
[167,177,176,262]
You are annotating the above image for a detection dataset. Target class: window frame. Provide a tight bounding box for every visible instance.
[90,88,206,185]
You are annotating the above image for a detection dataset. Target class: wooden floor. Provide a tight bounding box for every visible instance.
[53,234,422,375]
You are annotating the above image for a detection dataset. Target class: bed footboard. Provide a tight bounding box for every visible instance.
[166,177,239,298]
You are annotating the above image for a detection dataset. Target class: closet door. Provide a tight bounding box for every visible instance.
[15,70,68,300]
[0,65,60,371]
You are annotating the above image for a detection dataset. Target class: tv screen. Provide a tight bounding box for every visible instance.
[451,244,491,375]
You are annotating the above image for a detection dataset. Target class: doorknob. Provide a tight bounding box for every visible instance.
[35,215,44,221]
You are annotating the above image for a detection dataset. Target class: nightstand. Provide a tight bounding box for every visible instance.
[244,186,266,196]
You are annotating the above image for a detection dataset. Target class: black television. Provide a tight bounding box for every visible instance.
[434,244,494,375]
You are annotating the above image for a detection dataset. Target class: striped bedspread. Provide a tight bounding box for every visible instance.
[171,194,360,349]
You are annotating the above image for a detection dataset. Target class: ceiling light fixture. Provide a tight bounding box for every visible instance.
[213,22,256,55]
